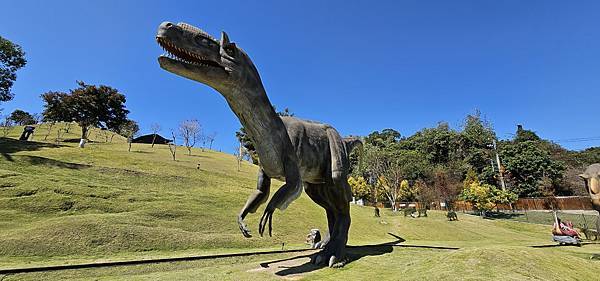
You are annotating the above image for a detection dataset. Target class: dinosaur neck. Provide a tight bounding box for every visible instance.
[221,83,288,168]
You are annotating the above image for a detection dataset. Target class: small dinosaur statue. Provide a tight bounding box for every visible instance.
[155,22,362,267]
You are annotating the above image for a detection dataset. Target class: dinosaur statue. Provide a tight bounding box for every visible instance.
[580,163,600,233]
[580,164,600,212]
[155,21,362,267]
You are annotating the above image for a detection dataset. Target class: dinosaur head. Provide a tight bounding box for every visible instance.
[580,163,600,212]
[156,22,261,92]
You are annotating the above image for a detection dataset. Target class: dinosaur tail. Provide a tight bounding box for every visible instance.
[343,137,364,172]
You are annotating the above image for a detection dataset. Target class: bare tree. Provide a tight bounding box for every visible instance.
[168,130,177,161]
[1,117,13,137]
[233,141,248,172]
[55,128,65,144]
[64,122,72,133]
[43,121,55,140]
[205,132,217,150]
[179,119,201,155]
[150,123,161,148]
[377,161,404,212]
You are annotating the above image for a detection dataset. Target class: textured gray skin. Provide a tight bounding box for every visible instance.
[155,22,362,267]
[580,164,600,213]
[580,164,600,234]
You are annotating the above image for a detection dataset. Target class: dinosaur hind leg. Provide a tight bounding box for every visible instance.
[305,183,335,249]
[237,169,270,238]
[305,183,351,268]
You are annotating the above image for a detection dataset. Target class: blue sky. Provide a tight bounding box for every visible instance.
[1,0,599,151]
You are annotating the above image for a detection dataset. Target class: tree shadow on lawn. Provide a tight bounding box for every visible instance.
[0,137,65,161]
[260,233,459,277]
[21,155,92,169]
[481,212,525,220]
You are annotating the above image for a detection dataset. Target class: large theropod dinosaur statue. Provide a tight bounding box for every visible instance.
[155,22,362,267]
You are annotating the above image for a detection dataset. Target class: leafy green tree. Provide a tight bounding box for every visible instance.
[364,128,401,148]
[514,125,541,142]
[0,36,27,103]
[460,181,517,216]
[500,140,565,197]
[348,176,370,200]
[8,109,35,125]
[458,111,496,176]
[118,119,139,152]
[397,179,419,202]
[41,81,130,147]
[405,122,458,164]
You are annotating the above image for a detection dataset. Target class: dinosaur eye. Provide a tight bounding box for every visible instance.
[195,35,211,46]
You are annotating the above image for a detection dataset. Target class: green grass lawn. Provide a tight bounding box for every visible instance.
[1,124,599,280]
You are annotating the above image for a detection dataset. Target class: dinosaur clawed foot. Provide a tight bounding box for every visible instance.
[237,216,252,238]
[312,236,329,249]
[310,240,348,268]
[258,206,275,237]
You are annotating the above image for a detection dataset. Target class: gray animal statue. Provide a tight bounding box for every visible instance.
[580,164,600,233]
[156,22,362,268]
[19,126,35,141]
[306,229,322,248]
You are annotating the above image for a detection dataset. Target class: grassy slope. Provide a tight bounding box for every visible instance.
[1,124,599,280]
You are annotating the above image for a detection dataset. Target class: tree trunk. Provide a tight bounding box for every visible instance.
[79,126,88,148]
[128,141,132,152]
[44,122,55,140]
[151,133,156,148]
[188,147,192,156]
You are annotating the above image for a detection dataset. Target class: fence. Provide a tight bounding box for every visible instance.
[420,196,595,212]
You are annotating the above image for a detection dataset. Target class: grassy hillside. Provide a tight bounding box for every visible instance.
[1,124,599,280]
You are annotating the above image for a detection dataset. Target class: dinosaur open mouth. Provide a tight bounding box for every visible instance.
[156,37,222,68]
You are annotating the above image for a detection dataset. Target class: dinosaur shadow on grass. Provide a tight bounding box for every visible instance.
[0,137,65,161]
[259,233,459,277]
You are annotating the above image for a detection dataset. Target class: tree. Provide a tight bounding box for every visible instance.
[0,36,27,103]
[168,130,177,161]
[205,132,217,150]
[41,81,129,148]
[458,111,496,176]
[432,166,462,209]
[150,123,161,147]
[235,126,258,163]
[8,109,35,125]
[500,140,565,197]
[179,119,201,155]
[406,122,458,165]
[1,117,13,137]
[348,176,370,201]
[364,128,401,148]
[119,119,139,152]
[460,181,517,217]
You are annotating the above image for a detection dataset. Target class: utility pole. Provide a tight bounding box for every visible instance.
[492,139,507,191]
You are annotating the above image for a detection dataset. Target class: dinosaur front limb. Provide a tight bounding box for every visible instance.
[238,169,270,238]
[258,155,302,237]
